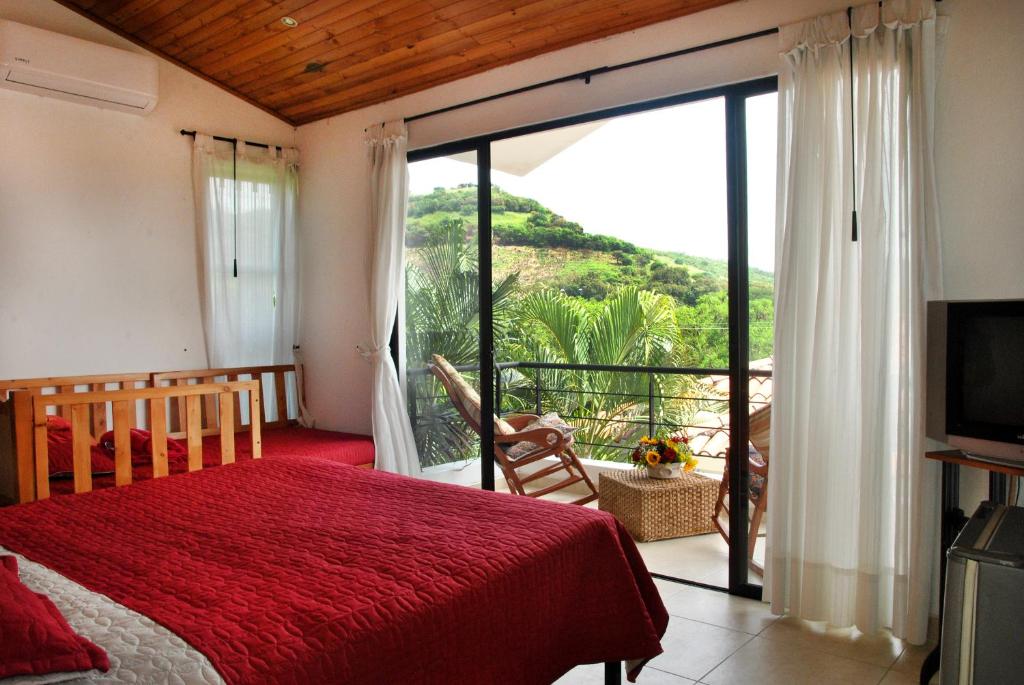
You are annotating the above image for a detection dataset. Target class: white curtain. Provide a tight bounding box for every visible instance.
[363,121,420,476]
[192,135,300,368]
[767,0,943,644]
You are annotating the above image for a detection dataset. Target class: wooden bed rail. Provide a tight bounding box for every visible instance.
[152,365,299,433]
[30,381,261,502]
[0,373,151,505]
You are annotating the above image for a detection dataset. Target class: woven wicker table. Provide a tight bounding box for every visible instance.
[598,470,718,542]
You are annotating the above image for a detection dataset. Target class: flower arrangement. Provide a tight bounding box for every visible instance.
[631,435,697,477]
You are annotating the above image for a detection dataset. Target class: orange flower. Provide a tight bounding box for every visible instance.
[645,450,660,466]
[684,457,697,472]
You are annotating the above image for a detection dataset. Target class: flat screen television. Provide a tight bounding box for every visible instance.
[927,299,1024,463]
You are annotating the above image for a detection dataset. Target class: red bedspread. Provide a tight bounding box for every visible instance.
[1,458,666,684]
[209,426,375,467]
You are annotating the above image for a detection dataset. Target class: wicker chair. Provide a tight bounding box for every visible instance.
[429,355,598,505]
[712,403,771,574]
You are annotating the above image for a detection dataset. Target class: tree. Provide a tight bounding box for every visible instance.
[405,219,518,465]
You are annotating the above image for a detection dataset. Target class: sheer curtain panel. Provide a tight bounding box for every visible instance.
[192,135,300,368]
[767,0,942,644]
[363,121,421,476]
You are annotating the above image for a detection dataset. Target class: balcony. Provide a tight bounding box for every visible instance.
[410,359,772,587]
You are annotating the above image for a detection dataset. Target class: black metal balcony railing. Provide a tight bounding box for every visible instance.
[406,361,772,467]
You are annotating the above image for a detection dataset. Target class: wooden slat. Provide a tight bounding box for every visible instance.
[174,378,188,433]
[32,403,50,501]
[274,371,288,424]
[257,376,267,427]
[153,364,293,382]
[185,395,203,472]
[203,390,218,431]
[40,381,258,406]
[0,372,149,393]
[112,400,133,486]
[219,392,235,464]
[58,385,74,418]
[150,397,169,478]
[90,383,108,436]
[70,404,92,494]
[121,380,138,428]
[249,389,262,459]
[10,392,36,503]
[230,374,243,430]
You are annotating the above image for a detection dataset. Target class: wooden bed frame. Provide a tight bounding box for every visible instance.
[0,373,151,505]
[152,365,373,472]
[2,361,369,504]
[28,381,261,501]
[151,365,299,433]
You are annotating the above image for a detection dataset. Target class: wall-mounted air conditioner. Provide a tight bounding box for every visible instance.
[0,19,158,115]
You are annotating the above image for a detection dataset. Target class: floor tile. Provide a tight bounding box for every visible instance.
[759,616,904,668]
[653,577,686,601]
[880,667,939,684]
[554,662,694,684]
[890,641,937,675]
[645,616,753,681]
[701,635,887,685]
[658,582,779,635]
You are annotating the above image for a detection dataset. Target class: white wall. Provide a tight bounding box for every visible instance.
[0,0,295,378]
[933,0,1024,512]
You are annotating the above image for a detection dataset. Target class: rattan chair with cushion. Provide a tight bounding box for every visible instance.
[429,355,598,505]
[712,403,771,574]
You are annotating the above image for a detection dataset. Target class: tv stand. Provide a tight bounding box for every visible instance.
[920,450,1024,685]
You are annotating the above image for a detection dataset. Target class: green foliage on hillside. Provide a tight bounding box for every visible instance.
[404,185,775,466]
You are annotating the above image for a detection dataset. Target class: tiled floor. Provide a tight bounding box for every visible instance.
[555,580,939,685]
[633,533,765,588]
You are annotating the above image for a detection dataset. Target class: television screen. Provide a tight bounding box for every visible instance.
[946,301,1024,444]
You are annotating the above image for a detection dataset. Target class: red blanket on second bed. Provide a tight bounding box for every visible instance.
[1,458,666,684]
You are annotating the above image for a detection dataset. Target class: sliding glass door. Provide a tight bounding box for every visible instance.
[404,78,776,597]
[404,152,487,490]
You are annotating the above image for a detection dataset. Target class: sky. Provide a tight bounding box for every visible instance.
[409,92,777,272]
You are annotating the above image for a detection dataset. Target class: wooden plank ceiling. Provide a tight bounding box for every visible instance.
[55,0,739,126]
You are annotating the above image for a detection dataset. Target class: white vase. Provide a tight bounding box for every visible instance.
[646,463,680,479]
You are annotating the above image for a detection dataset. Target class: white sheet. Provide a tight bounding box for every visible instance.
[1,546,224,685]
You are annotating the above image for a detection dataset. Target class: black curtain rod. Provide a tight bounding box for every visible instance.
[179,129,280,150]
[403,27,779,125]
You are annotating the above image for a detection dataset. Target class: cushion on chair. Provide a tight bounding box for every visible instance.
[431,355,517,436]
[503,413,578,461]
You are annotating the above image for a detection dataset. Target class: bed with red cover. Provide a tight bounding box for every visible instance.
[45,419,374,494]
[1,457,667,683]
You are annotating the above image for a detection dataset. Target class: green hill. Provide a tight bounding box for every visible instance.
[407,184,773,303]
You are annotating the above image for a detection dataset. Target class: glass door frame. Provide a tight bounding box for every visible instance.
[405,76,777,598]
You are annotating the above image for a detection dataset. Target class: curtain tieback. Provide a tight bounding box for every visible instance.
[357,343,390,362]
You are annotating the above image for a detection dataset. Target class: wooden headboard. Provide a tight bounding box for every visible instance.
[151,365,301,433]
[0,373,150,505]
